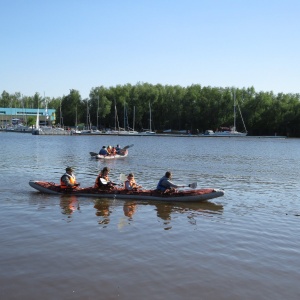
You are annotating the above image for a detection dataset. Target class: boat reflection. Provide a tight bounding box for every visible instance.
[93,199,223,229]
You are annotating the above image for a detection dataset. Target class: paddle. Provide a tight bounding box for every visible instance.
[184,182,197,189]
[122,144,134,150]
[90,152,98,157]
[120,174,127,181]
[118,144,134,155]
[165,182,197,189]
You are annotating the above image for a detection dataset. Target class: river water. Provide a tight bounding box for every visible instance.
[1,132,300,300]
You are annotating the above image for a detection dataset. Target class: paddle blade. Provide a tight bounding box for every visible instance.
[189,182,197,189]
[122,144,134,150]
[90,152,98,156]
[120,174,127,181]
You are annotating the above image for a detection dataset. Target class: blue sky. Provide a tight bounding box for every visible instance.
[1,0,299,99]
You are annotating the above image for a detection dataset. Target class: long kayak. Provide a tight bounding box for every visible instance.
[29,180,224,202]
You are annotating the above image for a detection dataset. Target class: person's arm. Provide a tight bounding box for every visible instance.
[163,179,179,189]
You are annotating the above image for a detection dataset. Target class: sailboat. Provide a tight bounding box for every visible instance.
[122,104,139,135]
[206,90,247,137]
[32,108,41,135]
[36,107,40,130]
[139,102,155,135]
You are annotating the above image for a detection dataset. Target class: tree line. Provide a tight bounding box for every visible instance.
[1,83,300,136]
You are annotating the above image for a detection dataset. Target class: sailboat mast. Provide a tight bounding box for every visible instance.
[149,102,152,132]
[114,98,117,131]
[133,106,135,131]
[233,90,236,131]
[124,100,126,131]
[97,96,99,129]
[75,106,78,129]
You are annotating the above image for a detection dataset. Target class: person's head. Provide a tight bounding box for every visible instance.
[127,173,134,180]
[66,167,73,174]
[165,171,172,179]
[101,167,110,175]
[102,146,106,149]
[117,144,120,147]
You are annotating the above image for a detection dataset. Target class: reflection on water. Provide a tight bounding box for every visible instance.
[123,201,137,218]
[154,201,224,230]
[93,198,223,230]
[60,196,80,219]
[94,199,112,227]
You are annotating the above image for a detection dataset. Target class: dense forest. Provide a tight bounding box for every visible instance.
[1,83,300,136]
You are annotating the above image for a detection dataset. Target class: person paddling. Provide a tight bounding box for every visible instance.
[60,167,80,190]
[94,167,117,190]
[156,171,180,192]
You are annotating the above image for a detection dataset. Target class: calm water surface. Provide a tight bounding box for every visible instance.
[1,132,300,300]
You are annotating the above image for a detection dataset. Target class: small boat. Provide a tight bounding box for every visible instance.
[29,180,224,202]
[90,144,133,159]
[90,150,128,159]
[204,89,247,137]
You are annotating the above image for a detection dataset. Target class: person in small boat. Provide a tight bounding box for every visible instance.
[107,145,112,155]
[94,167,116,190]
[99,146,109,156]
[111,147,117,156]
[124,173,142,191]
[156,171,180,192]
[60,167,80,190]
[115,144,121,154]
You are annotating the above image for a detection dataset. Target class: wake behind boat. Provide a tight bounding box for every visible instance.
[29,180,224,202]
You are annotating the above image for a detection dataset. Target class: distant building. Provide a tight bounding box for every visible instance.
[0,107,56,126]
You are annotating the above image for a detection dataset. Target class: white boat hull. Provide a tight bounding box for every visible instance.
[91,151,128,159]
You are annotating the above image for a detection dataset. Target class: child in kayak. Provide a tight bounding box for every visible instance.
[124,173,142,191]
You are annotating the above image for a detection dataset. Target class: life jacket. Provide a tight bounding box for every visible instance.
[60,173,76,190]
[94,174,111,189]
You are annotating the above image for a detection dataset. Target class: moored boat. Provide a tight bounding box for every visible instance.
[29,180,224,202]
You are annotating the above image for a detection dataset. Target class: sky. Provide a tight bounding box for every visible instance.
[1,0,300,99]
